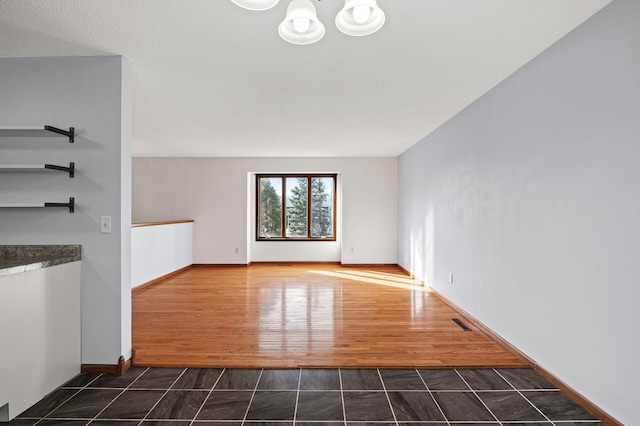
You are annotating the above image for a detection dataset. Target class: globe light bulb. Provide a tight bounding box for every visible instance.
[293,17,311,33]
[352,5,371,24]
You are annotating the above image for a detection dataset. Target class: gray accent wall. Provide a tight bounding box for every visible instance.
[0,56,132,365]
[398,0,639,423]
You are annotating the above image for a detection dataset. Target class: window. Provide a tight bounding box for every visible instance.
[257,174,336,241]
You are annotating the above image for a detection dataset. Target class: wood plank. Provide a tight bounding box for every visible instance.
[131,219,194,228]
[132,264,526,368]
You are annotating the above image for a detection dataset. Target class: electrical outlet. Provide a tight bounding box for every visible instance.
[234,247,239,254]
[448,272,454,284]
[100,216,112,234]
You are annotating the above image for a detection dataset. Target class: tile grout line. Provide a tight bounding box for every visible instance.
[134,367,188,425]
[241,368,264,424]
[339,368,347,426]
[377,368,400,426]
[147,369,188,423]
[189,368,226,426]
[87,369,148,425]
[85,366,150,425]
[293,368,302,425]
[454,368,503,425]
[492,368,554,424]
[28,372,104,424]
[415,368,450,425]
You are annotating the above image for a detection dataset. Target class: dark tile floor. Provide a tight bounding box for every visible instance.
[8,367,604,425]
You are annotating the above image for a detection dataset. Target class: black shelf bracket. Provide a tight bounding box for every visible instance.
[45,197,75,213]
[45,162,75,178]
[44,125,75,143]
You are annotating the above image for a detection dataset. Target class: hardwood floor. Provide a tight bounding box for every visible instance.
[132,264,527,368]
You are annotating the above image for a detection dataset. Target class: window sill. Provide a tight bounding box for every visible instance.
[256,238,336,242]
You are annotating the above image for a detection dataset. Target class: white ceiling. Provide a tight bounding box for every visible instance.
[0,0,611,157]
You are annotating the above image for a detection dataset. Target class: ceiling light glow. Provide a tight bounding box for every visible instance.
[278,0,325,44]
[293,17,311,33]
[352,5,371,24]
[232,0,385,44]
[336,0,385,37]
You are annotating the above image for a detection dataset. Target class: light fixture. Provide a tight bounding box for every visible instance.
[336,0,385,37]
[230,0,385,45]
[230,0,280,11]
[278,0,325,45]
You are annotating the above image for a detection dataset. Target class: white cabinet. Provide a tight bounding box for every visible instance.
[0,261,81,422]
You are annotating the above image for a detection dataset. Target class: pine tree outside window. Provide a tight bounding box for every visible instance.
[257,174,336,241]
[259,177,282,238]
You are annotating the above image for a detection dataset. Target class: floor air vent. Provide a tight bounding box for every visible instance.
[451,318,471,331]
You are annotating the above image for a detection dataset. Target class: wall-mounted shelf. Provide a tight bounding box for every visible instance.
[0,162,75,178]
[0,124,77,215]
[0,197,75,213]
[0,126,75,143]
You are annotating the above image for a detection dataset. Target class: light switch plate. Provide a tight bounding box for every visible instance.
[100,216,112,234]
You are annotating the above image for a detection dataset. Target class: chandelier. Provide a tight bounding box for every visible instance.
[230,0,386,45]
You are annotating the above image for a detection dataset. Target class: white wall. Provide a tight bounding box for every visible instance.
[397,0,639,423]
[133,157,397,264]
[131,222,193,288]
[0,56,132,365]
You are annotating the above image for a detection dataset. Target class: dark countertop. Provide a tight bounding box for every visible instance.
[0,245,81,277]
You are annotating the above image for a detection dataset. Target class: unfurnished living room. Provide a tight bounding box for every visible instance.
[0,0,638,425]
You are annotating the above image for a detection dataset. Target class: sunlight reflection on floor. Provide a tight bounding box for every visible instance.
[310,269,429,292]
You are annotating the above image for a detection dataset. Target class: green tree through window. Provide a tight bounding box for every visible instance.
[286,177,308,237]
[257,174,336,241]
[311,177,333,238]
[259,178,282,237]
